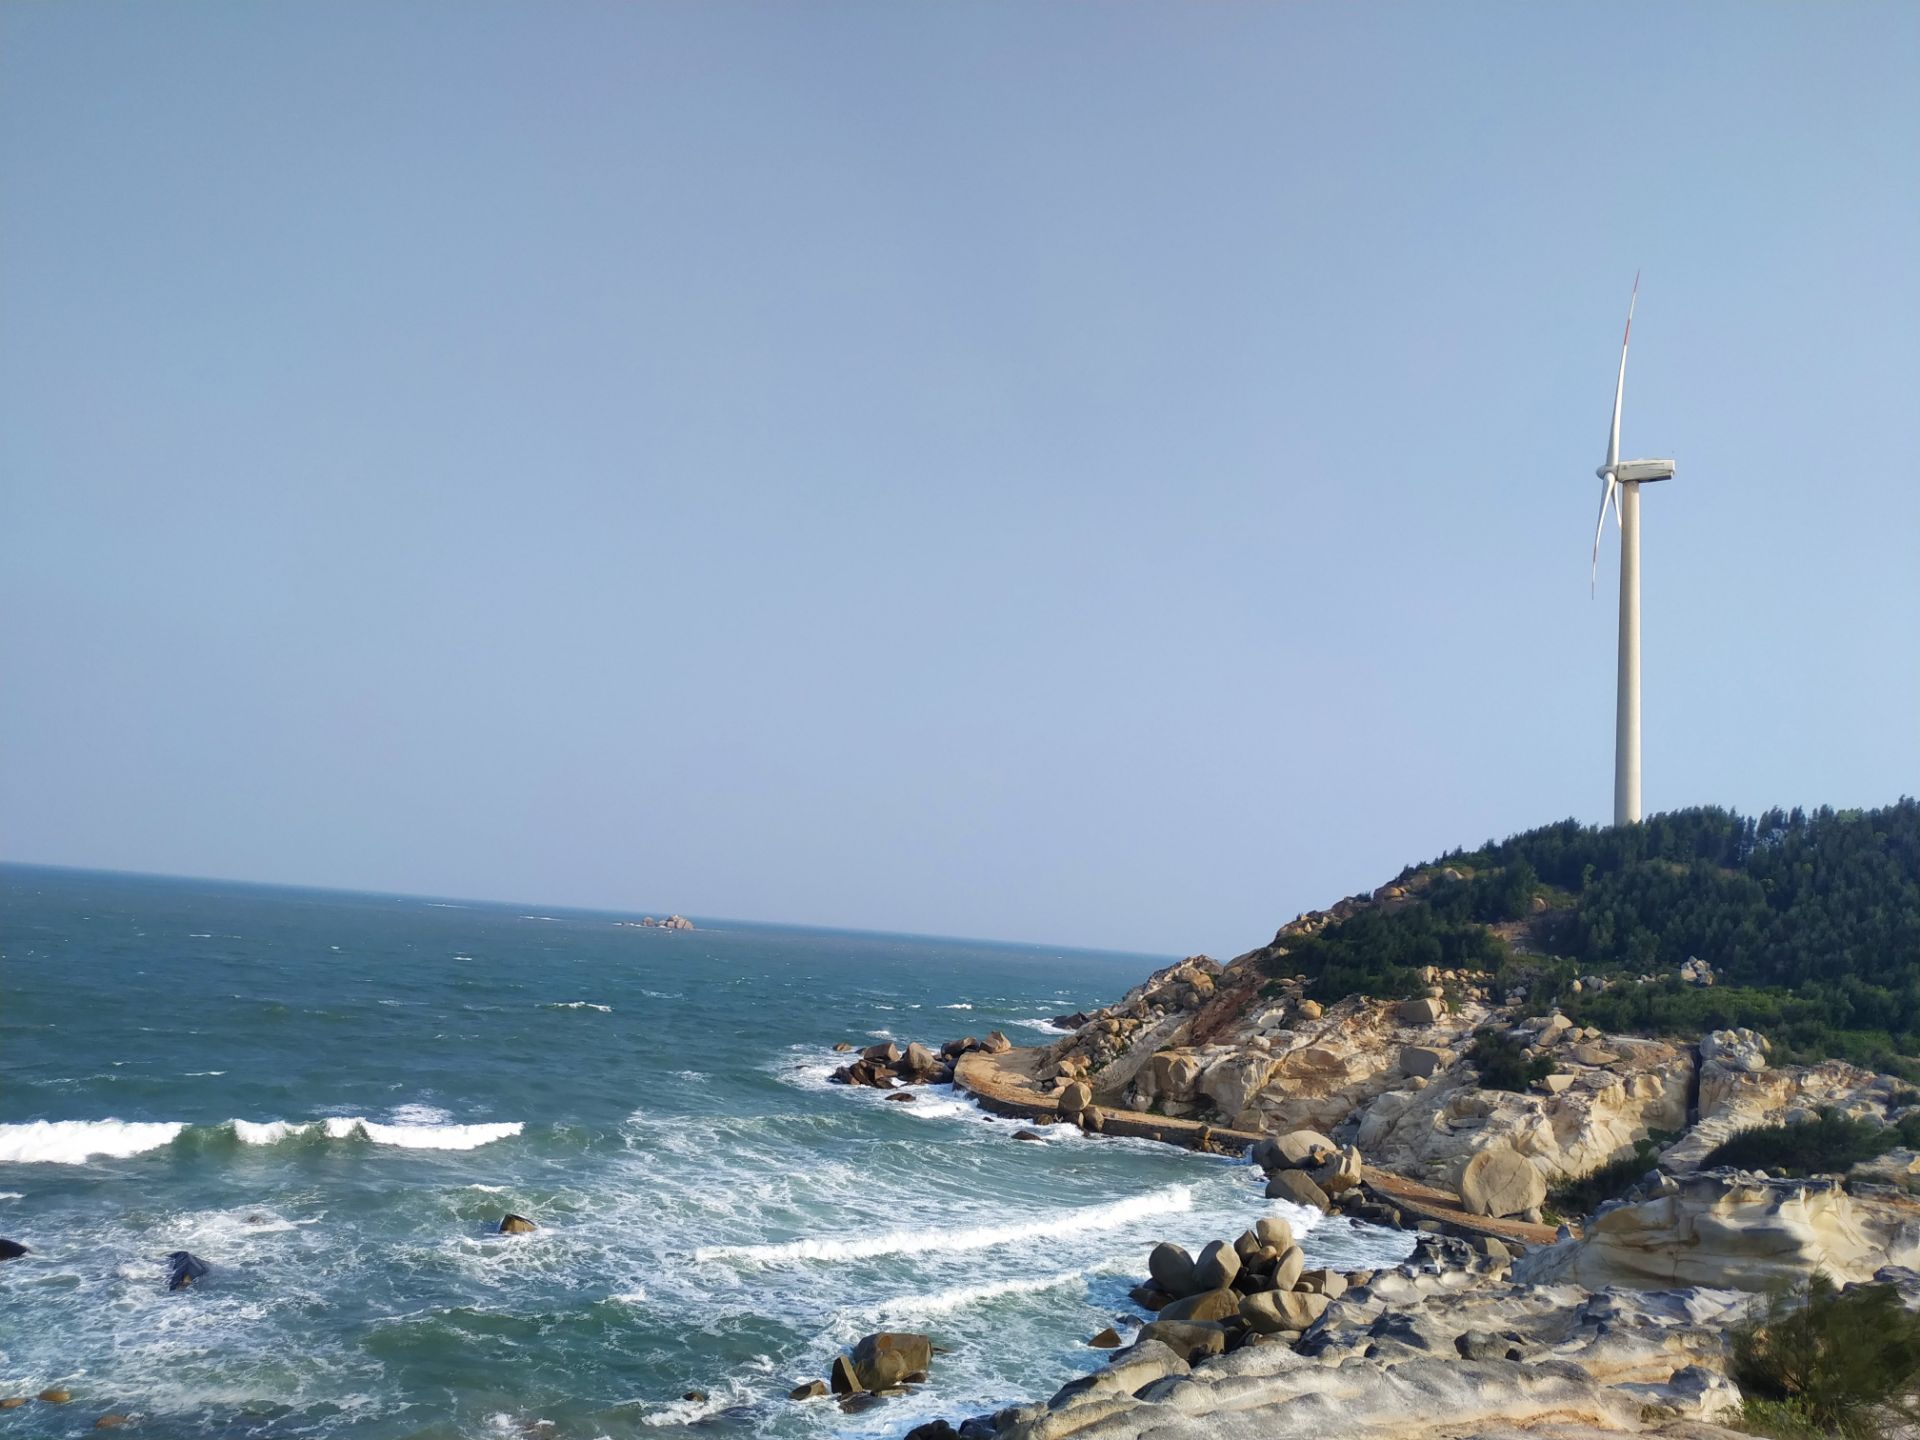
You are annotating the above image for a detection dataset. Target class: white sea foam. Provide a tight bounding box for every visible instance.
[941,1003,974,1010]
[0,1191,24,1200]
[354,1120,523,1150]
[467,1183,508,1193]
[388,1103,454,1126]
[232,1119,304,1145]
[545,1001,612,1013]
[1008,1016,1073,1034]
[0,1119,186,1164]
[875,1270,1086,1318]
[184,1070,227,1077]
[695,1184,1193,1264]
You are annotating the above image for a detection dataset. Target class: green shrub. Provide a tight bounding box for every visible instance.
[1700,1110,1899,1177]
[1465,1028,1553,1094]
[1549,1137,1662,1218]
[1730,1276,1920,1438]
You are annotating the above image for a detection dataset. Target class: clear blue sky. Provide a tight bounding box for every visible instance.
[3,3,1915,956]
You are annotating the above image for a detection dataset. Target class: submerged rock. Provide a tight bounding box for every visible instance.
[788,1380,827,1400]
[164,1251,208,1291]
[0,1238,27,1261]
[38,1389,72,1405]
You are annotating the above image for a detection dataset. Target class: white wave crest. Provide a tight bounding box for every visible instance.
[695,1184,1193,1265]
[323,1116,523,1149]
[232,1119,303,1145]
[0,1191,24,1200]
[941,1003,974,1010]
[0,1119,186,1165]
[1008,1016,1073,1034]
[544,1001,612,1013]
[875,1270,1085,1318]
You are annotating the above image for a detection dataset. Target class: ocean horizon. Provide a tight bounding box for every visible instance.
[0,864,1408,1439]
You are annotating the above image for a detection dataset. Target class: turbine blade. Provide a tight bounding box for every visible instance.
[1610,477,1623,527]
[1606,271,1638,472]
[1590,475,1617,596]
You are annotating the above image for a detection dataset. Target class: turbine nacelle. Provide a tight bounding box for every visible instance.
[1609,458,1676,484]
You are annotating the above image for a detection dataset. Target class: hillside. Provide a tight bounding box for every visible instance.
[1257,799,1920,1075]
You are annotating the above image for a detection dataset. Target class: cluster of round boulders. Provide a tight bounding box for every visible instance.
[1249,1130,1366,1212]
[791,1331,933,1411]
[829,1040,940,1089]
[1127,1213,1353,1359]
[1054,1076,1104,1133]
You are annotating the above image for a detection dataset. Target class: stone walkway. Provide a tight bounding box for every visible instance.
[953,1047,1559,1249]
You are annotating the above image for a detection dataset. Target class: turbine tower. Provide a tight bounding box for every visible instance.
[1590,274,1675,827]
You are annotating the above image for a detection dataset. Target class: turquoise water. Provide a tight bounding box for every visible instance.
[0,867,1408,1439]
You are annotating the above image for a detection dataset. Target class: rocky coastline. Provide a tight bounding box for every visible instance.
[807,943,1920,1439]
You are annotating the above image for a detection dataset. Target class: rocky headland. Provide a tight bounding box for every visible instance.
[836,817,1920,1439]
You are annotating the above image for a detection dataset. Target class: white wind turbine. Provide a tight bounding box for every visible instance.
[1590,273,1675,827]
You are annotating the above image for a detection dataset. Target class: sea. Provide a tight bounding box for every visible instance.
[0,866,1411,1440]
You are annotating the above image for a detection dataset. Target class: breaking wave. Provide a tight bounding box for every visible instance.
[694,1184,1193,1264]
[0,1119,188,1165]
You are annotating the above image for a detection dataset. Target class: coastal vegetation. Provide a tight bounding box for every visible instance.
[1271,800,1920,1073]
[1730,1276,1920,1439]
[1699,1109,1920,1178]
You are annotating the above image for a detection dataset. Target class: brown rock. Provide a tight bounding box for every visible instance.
[849,1331,933,1391]
[1058,1081,1092,1115]
[1087,1327,1122,1348]
[499,1214,537,1234]
[1459,1146,1547,1219]
[94,1417,131,1430]
[39,1390,72,1405]
[829,1355,860,1395]
[788,1381,828,1400]
[1240,1289,1329,1333]
[1397,998,1445,1026]
[1265,1168,1331,1211]
[1156,1287,1241,1324]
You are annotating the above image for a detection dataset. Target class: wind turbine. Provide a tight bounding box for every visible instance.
[1590,273,1675,827]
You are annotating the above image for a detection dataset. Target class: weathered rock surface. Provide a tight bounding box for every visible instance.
[1516,1168,1920,1290]
[498,1214,537,1234]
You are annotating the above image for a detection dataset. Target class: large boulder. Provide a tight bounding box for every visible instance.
[1148,1241,1198,1298]
[1254,1216,1294,1252]
[498,1214,537,1234]
[1192,1239,1240,1291]
[1156,1287,1241,1324]
[1255,1129,1336,1171]
[861,1041,902,1065]
[1239,1288,1329,1333]
[901,1042,937,1078]
[1308,1143,1364,1195]
[1270,1244,1306,1291]
[1135,1319,1227,1363]
[1399,1045,1451,1080]
[848,1331,933,1391]
[1458,1147,1547,1220]
[1265,1169,1331,1212]
[1058,1081,1093,1116]
[1398,998,1445,1026]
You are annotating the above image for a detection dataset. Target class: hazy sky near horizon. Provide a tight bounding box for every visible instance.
[3,3,1915,956]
